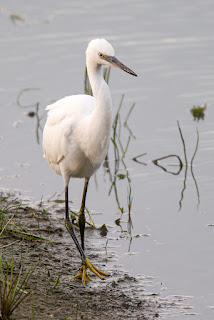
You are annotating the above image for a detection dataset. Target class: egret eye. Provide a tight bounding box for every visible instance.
[99,53,104,58]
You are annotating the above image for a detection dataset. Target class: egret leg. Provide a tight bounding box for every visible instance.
[65,183,109,285]
[65,185,85,264]
[78,177,89,250]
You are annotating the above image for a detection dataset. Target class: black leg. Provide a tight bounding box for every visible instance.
[64,182,109,285]
[65,185,86,263]
[78,177,89,251]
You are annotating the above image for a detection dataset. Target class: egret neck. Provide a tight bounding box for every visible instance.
[86,58,112,163]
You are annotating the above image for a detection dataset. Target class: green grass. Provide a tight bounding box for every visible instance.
[0,252,38,320]
[0,194,55,243]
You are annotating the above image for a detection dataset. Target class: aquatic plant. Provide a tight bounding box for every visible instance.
[152,121,200,211]
[17,88,44,144]
[190,104,206,121]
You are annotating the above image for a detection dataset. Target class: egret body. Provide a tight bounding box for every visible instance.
[43,38,137,285]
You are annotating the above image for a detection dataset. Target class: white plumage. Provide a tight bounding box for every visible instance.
[42,38,137,285]
[43,93,110,181]
[43,39,115,186]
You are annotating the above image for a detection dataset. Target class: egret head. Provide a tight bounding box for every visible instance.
[86,38,137,77]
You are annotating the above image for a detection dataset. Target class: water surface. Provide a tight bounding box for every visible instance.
[1,1,214,318]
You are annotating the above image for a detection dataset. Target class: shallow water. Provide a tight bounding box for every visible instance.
[1,0,214,318]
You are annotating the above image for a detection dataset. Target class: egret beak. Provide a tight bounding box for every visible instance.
[103,55,137,77]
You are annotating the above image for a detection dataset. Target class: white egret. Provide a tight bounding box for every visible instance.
[43,38,137,285]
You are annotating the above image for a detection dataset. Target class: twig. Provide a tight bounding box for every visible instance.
[6,228,48,241]
[124,102,135,126]
[132,153,147,165]
[177,121,188,166]
[85,207,95,227]
[191,128,199,167]
[111,138,120,171]
[153,154,183,168]
[153,154,183,175]
[121,135,131,161]
[0,214,15,237]
[17,88,40,108]
[0,240,21,249]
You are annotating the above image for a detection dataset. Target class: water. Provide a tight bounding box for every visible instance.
[1,0,214,318]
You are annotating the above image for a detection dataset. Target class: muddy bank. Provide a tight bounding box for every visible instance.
[0,195,159,320]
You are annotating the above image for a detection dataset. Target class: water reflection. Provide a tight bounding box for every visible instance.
[153,122,200,211]
[153,154,183,175]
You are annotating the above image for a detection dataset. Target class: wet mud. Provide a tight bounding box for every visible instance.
[0,195,159,320]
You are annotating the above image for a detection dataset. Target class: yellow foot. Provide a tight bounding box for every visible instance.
[72,258,109,286]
